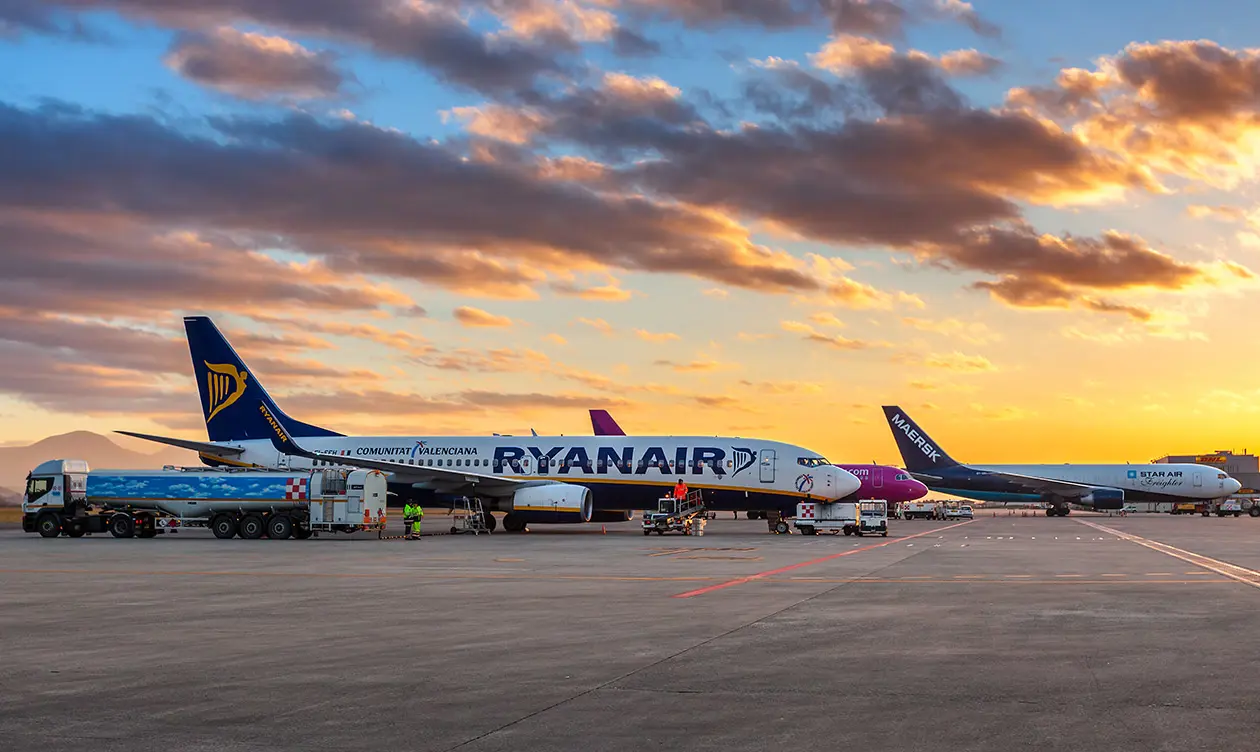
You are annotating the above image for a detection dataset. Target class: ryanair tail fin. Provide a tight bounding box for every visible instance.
[185,316,342,443]
[881,406,959,473]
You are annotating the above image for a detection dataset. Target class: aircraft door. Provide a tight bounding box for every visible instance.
[1194,472,1202,487]
[873,468,883,489]
[759,449,776,483]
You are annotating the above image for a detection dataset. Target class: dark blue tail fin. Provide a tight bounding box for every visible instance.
[881,406,959,473]
[185,316,342,442]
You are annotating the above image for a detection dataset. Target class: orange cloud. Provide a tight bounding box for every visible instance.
[453,306,515,328]
[781,320,891,350]
[634,329,680,342]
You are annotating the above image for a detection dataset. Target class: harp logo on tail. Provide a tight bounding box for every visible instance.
[204,362,248,422]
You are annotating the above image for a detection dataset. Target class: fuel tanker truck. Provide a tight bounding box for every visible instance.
[20,459,388,540]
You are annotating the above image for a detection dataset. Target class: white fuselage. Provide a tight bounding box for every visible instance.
[969,463,1236,500]
[206,434,861,506]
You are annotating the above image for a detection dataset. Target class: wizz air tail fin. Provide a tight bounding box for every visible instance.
[589,409,626,436]
[184,316,342,442]
[881,406,960,473]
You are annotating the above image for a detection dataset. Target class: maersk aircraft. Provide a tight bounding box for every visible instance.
[589,410,929,504]
[882,406,1241,516]
[120,317,862,532]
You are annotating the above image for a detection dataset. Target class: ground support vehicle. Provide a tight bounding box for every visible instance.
[945,504,974,520]
[1212,499,1243,517]
[794,500,888,537]
[901,500,942,520]
[21,459,387,540]
[642,491,708,536]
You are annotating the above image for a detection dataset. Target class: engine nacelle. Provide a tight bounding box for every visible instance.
[590,509,636,523]
[509,484,593,524]
[1080,488,1124,510]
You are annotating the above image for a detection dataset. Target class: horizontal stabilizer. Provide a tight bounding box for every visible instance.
[114,431,245,456]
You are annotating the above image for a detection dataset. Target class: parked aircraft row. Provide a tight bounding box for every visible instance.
[120,316,1242,531]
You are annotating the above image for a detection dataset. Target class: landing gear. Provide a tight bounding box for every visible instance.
[502,513,527,533]
[481,511,497,533]
[1045,506,1070,517]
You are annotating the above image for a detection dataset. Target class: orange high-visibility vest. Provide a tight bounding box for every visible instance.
[674,483,688,499]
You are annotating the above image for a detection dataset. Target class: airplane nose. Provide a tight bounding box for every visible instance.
[832,466,861,497]
[910,479,929,499]
[1227,477,1242,494]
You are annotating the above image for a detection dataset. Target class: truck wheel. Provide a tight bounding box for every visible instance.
[267,515,293,540]
[643,529,651,536]
[67,526,86,538]
[774,521,790,535]
[211,515,237,539]
[800,526,816,535]
[1251,506,1260,518]
[36,513,63,538]
[1235,512,1242,518]
[109,514,135,539]
[239,515,265,540]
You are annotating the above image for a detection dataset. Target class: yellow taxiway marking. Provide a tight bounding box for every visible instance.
[1078,520,1260,591]
[1055,574,1083,578]
[1100,574,1126,578]
[1004,574,1033,579]
[494,558,525,563]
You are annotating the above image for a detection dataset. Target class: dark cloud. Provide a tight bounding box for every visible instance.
[0,211,403,317]
[611,27,660,57]
[54,0,569,93]
[164,28,349,100]
[0,101,855,299]
[623,0,998,38]
[0,0,99,39]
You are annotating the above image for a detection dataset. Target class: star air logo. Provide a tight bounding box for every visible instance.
[796,473,814,494]
[204,362,248,422]
[1127,470,1137,479]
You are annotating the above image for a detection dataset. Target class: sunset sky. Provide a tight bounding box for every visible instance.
[3,0,1260,465]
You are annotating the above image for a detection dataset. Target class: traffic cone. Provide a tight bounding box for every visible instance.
[601,524,606,534]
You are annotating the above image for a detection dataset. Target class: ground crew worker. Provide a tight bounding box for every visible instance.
[403,502,418,540]
[411,504,424,538]
[673,478,688,500]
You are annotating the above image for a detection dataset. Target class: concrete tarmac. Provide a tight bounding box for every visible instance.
[3,513,1260,751]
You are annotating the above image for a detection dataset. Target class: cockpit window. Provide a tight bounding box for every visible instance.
[895,473,910,481]
[797,457,829,467]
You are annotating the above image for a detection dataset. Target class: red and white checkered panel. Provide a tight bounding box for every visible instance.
[284,477,309,500]
[799,503,815,519]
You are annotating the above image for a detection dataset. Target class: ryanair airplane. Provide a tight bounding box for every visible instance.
[119,317,862,532]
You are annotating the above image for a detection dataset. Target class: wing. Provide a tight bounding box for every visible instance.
[115,431,245,457]
[259,404,527,496]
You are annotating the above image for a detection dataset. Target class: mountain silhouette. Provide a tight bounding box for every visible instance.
[0,431,197,499]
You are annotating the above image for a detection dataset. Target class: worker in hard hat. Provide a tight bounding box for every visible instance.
[673,478,688,500]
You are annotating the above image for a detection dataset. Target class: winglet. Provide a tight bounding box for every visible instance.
[589,409,626,436]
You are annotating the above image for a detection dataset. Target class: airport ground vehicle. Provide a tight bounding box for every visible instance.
[945,505,974,519]
[21,459,387,540]
[1169,501,1209,516]
[901,500,942,520]
[642,492,708,535]
[794,500,888,536]
[1212,499,1243,517]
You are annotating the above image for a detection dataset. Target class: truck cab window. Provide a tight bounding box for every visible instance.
[25,476,52,502]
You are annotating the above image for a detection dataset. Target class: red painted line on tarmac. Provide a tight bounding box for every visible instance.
[671,519,974,598]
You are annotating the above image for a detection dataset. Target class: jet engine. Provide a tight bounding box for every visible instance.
[1080,488,1124,510]
[507,484,593,524]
